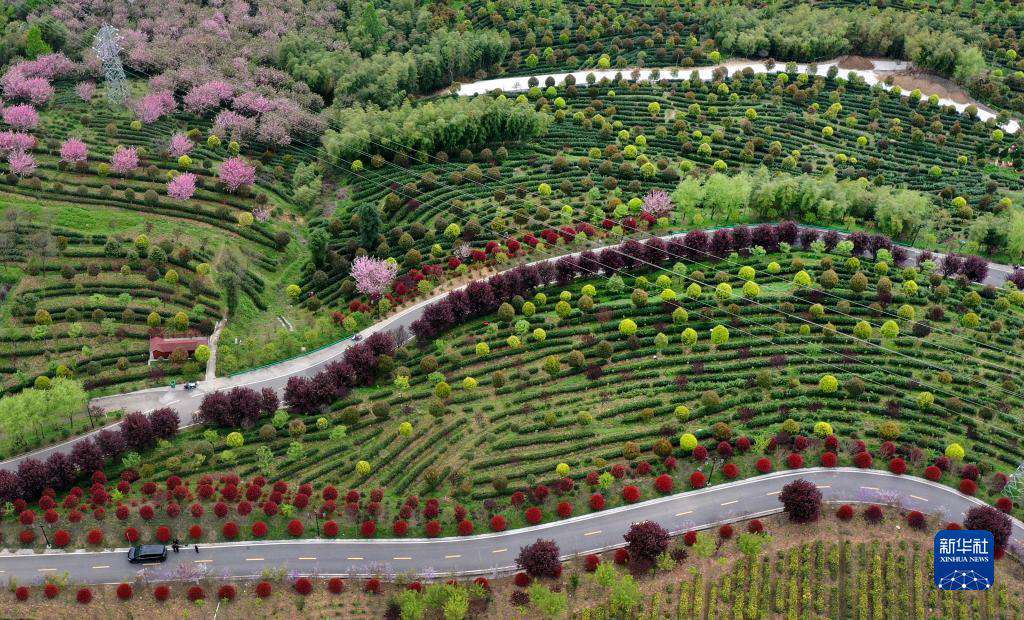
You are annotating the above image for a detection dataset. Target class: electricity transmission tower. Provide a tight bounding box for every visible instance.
[1005,463,1024,502]
[92,25,129,106]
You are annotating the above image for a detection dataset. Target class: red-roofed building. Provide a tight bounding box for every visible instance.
[149,336,209,364]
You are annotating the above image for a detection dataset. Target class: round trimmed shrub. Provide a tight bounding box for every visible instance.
[924,465,942,481]
[116,583,133,600]
[836,504,854,520]
[863,505,884,523]
[255,582,272,598]
[525,507,543,524]
[756,458,772,473]
[490,515,507,531]
[718,524,734,539]
[654,474,674,493]
[906,511,926,529]
[747,519,764,534]
[689,471,706,489]
[328,578,345,594]
[187,586,205,602]
[889,458,907,475]
[853,452,873,468]
[959,478,978,496]
[153,585,170,601]
[820,452,838,467]
[76,588,92,604]
[589,493,606,511]
[294,578,312,595]
[217,584,236,601]
[360,520,377,537]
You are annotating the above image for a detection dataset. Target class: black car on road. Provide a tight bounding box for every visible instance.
[127,544,167,564]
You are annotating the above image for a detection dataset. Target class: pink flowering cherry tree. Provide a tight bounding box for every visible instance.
[60,138,88,166]
[183,81,234,115]
[111,146,139,174]
[351,256,398,302]
[2,105,39,131]
[218,156,255,192]
[135,91,176,124]
[642,188,673,219]
[8,151,36,177]
[168,133,193,158]
[167,173,197,200]
[0,132,36,155]
[2,75,54,106]
[75,82,96,102]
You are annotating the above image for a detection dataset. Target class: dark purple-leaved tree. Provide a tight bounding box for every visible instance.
[964,506,1012,549]
[516,539,562,578]
[120,412,155,452]
[95,428,127,459]
[45,452,77,491]
[623,520,670,570]
[148,407,179,440]
[778,478,822,523]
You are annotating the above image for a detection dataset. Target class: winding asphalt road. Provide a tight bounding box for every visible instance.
[0,226,1017,473]
[0,469,1020,585]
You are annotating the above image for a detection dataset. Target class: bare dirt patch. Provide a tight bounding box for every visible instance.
[880,70,976,104]
[836,55,876,70]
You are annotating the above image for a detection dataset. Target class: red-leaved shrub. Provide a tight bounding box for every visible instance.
[959,478,978,496]
[328,577,345,594]
[906,510,926,529]
[654,474,674,493]
[294,578,312,595]
[836,504,854,520]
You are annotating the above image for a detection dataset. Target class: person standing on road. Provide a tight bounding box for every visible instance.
[194,544,199,553]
